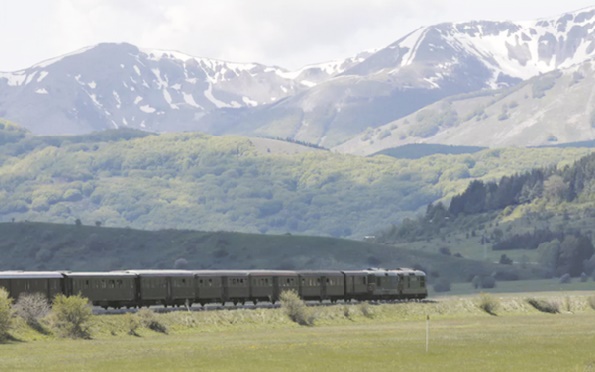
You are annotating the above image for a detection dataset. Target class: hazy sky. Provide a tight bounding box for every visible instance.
[1,0,594,71]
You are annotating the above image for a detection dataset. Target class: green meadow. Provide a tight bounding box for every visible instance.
[2,292,595,371]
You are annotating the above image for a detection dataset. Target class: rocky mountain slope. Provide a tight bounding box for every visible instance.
[0,43,368,135]
[0,7,594,147]
[334,59,595,155]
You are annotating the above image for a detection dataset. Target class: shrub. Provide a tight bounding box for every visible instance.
[136,308,168,334]
[173,258,188,269]
[280,290,314,326]
[526,298,560,314]
[477,293,500,315]
[359,302,375,318]
[588,295,595,311]
[51,294,93,338]
[559,274,571,284]
[13,292,50,331]
[0,288,14,340]
[471,275,481,289]
[343,305,355,320]
[124,313,141,336]
[481,276,496,289]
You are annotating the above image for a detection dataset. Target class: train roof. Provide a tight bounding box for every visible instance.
[123,270,195,277]
[63,272,137,278]
[247,270,298,276]
[193,270,250,276]
[297,270,344,276]
[0,271,63,279]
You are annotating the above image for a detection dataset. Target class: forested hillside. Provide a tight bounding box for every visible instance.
[0,126,592,238]
[377,152,595,280]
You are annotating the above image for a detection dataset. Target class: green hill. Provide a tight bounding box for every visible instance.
[376,152,595,281]
[0,127,592,238]
[0,221,535,283]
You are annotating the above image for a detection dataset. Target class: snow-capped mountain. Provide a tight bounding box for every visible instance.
[1,7,595,147]
[221,6,595,147]
[334,59,595,155]
[0,43,367,135]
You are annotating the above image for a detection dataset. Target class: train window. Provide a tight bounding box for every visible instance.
[85,280,89,287]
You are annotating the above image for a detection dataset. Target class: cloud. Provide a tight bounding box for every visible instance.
[1,0,594,71]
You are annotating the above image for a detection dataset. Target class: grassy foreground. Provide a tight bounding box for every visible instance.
[2,294,595,371]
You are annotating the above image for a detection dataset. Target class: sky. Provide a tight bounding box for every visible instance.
[0,0,594,72]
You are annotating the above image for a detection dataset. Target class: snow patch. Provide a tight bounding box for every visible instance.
[113,91,121,108]
[242,96,258,106]
[88,81,97,89]
[37,71,48,82]
[0,72,26,86]
[133,65,141,76]
[162,89,178,109]
[134,96,143,104]
[204,84,229,108]
[183,92,202,108]
[140,105,156,113]
[35,88,48,94]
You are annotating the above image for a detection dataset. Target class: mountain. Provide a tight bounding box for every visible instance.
[1,7,594,147]
[0,43,368,135]
[334,58,595,155]
[195,6,595,147]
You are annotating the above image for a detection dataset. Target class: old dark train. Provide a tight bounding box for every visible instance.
[0,268,427,309]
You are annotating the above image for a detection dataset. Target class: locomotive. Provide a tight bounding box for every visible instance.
[0,268,427,309]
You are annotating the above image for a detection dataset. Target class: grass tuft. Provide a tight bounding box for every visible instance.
[136,308,168,334]
[280,290,315,326]
[477,293,500,316]
[526,298,560,314]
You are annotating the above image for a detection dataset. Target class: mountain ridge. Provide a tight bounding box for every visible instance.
[1,7,595,147]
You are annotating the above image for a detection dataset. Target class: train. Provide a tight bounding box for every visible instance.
[0,268,427,309]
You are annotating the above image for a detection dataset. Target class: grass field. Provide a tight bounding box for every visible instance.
[2,292,595,371]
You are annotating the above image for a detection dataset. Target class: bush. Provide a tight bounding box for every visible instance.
[124,313,141,336]
[358,302,375,319]
[173,258,188,269]
[481,276,496,289]
[477,293,500,315]
[526,298,560,314]
[0,288,14,340]
[559,274,572,284]
[136,308,168,334]
[588,295,595,311]
[51,294,93,338]
[280,290,315,326]
[13,292,50,331]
